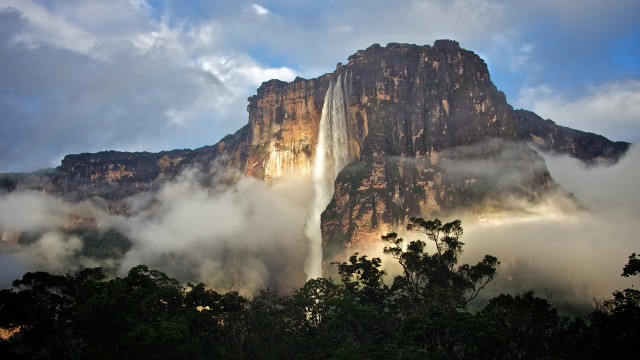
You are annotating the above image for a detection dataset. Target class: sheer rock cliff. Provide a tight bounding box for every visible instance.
[1,41,629,265]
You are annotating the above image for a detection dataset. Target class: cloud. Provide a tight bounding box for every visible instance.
[543,144,640,218]
[0,145,638,309]
[0,187,123,286]
[196,53,296,88]
[348,142,640,311]
[0,3,297,172]
[517,79,640,143]
[3,0,97,53]
[118,167,313,295]
[461,211,640,311]
[0,0,637,312]
[1,0,638,173]
[456,146,640,310]
[12,231,83,273]
[251,4,271,17]
[438,139,550,190]
[0,190,114,233]
[0,191,74,232]
[0,164,314,294]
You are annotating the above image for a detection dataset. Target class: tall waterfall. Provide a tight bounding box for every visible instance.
[305,74,351,279]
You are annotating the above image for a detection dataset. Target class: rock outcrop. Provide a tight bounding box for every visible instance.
[238,40,628,265]
[244,78,328,181]
[514,109,629,164]
[1,40,629,269]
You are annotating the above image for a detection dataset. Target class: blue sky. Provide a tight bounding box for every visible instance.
[1,0,639,172]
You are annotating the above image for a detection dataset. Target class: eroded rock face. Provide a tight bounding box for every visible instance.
[244,78,330,181]
[5,127,250,210]
[249,41,543,264]
[514,109,629,164]
[242,41,520,182]
[1,40,629,270]
[242,41,627,266]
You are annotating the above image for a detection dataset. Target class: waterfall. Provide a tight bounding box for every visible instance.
[304,74,351,279]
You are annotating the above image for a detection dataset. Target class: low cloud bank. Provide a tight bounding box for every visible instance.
[119,168,312,294]
[1,144,638,307]
[359,142,640,311]
[0,168,313,295]
[459,145,640,310]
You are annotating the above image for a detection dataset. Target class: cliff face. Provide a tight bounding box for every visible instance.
[242,40,520,182]
[299,41,553,259]
[2,126,250,209]
[514,109,629,164]
[236,40,628,265]
[1,40,629,266]
[244,77,330,181]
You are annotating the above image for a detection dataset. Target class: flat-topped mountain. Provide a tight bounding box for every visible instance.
[1,40,629,271]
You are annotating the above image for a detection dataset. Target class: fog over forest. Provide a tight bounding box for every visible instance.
[0,145,638,310]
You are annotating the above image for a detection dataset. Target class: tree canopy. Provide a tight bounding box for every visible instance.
[0,217,637,359]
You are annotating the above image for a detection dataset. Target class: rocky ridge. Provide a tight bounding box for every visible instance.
[0,40,629,267]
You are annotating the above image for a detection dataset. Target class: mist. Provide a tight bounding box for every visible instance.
[0,190,117,286]
[119,167,313,295]
[0,167,313,295]
[1,142,638,308]
[457,144,640,311]
[344,141,640,312]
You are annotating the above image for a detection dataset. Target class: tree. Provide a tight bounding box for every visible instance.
[586,252,640,359]
[379,218,499,356]
[622,252,640,277]
[478,291,569,359]
[0,271,78,359]
[383,217,499,312]
[0,265,249,359]
[292,277,342,328]
[336,254,389,306]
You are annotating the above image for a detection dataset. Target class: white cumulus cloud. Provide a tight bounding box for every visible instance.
[251,3,271,16]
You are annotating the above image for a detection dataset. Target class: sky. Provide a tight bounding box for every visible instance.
[1,0,639,172]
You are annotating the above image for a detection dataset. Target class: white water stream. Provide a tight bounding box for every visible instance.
[304,74,351,279]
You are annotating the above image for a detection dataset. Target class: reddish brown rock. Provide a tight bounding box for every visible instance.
[1,40,629,268]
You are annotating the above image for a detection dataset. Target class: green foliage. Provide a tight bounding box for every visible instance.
[337,254,389,305]
[0,265,245,359]
[581,252,640,359]
[75,228,132,259]
[622,252,640,277]
[383,217,499,312]
[479,291,569,359]
[292,278,342,327]
[0,221,638,359]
